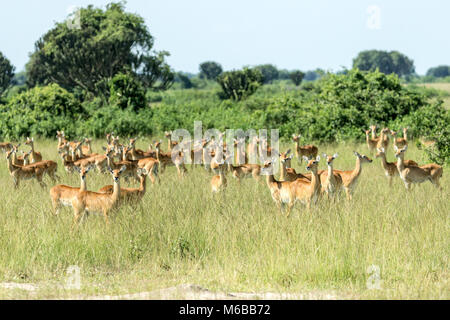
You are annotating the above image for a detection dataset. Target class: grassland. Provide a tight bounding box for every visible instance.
[0,138,448,299]
[415,82,450,109]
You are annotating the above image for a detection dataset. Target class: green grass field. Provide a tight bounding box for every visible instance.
[0,138,448,299]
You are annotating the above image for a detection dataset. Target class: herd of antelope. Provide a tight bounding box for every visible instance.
[0,126,444,227]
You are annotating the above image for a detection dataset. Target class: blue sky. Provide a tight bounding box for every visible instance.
[0,0,448,74]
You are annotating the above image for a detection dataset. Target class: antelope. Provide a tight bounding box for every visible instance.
[165,131,178,151]
[320,153,343,198]
[154,140,187,177]
[81,138,93,156]
[334,152,373,201]
[226,153,261,183]
[391,128,408,150]
[233,138,248,165]
[263,156,322,216]
[99,168,149,203]
[56,131,68,150]
[370,125,378,140]
[365,130,379,153]
[106,132,114,146]
[279,150,310,182]
[59,150,77,173]
[105,148,139,182]
[376,128,390,150]
[10,144,26,166]
[136,157,160,184]
[394,146,443,190]
[375,147,418,186]
[128,138,155,160]
[50,166,92,215]
[0,142,12,153]
[71,166,126,227]
[292,134,319,164]
[211,163,227,193]
[247,136,259,164]
[6,149,46,188]
[25,137,42,164]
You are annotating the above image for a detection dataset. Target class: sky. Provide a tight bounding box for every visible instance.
[0,0,449,75]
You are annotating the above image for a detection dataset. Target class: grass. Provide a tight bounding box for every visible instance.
[0,138,448,299]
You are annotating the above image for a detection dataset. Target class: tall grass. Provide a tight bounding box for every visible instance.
[0,139,447,299]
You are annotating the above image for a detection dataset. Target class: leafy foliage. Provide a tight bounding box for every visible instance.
[0,51,15,96]
[426,65,450,78]
[353,50,415,77]
[289,70,305,86]
[254,64,279,84]
[217,68,263,101]
[108,73,147,112]
[199,61,223,80]
[26,2,174,96]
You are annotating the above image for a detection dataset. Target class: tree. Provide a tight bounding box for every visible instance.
[352,50,415,77]
[199,61,223,80]
[289,70,305,86]
[426,65,450,78]
[217,68,263,101]
[0,51,15,96]
[254,64,279,84]
[26,2,174,97]
[175,72,194,89]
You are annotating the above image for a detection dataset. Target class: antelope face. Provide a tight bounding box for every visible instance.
[306,156,320,171]
[279,150,292,164]
[129,138,138,146]
[324,153,338,165]
[25,137,33,146]
[84,138,91,144]
[390,130,397,137]
[109,166,126,182]
[394,146,407,159]
[354,151,373,163]
[292,134,300,142]
[365,130,371,136]
[6,150,13,160]
[165,131,172,139]
[370,125,377,132]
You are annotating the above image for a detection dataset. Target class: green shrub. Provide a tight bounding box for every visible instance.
[217,68,263,101]
[109,73,147,112]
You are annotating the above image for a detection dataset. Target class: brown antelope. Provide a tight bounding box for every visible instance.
[292,134,319,164]
[105,148,139,182]
[391,128,408,150]
[56,131,68,150]
[50,166,92,215]
[136,157,160,184]
[6,149,46,188]
[247,136,259,164]
[233,138,248,165]
[99,168,149,203]
[279,150,310,182]
[320,153,343,198]
[10,144,26,166]
[128,138,155,160]
[263,156,322,216]
[211,164,227,193]
[370,125,378,140]
[334,152,373,201]
[165,131,178,151]
[376,128,390,150]
[25,137,42,163]
[154,140,187,177]
[375,147,418,186]
[0,142,12,153]
[71,166,126,227]
[365,130,379,153]
[226,153,261,183]
[81,138,93,156]
[394,146,443,190]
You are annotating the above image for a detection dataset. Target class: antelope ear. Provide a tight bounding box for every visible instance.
[288,155,293,160]
[120,165,127,173]
[353,151,360,157]
[403,145,408,152]
[74,166,81,173]
[380,148,385,153]
[102,146,107,151]
[108,167,114,174]
[316,156,321,162]
[302,156,309,162]
[394,145,398,152]
[333,153,339,159]
[323,153,327,158]
[286,149,291,155]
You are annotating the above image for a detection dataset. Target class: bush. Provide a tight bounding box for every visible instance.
[109,73,147,112]
[217,68,263,101]
[0,84,83,139]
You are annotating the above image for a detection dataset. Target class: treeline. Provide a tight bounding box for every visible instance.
[0,2,448,164]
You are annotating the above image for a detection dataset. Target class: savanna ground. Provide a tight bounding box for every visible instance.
[415,82,450,109]
[0,138,448,299]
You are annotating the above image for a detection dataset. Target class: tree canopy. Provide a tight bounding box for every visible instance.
[0,51,15,96]
[289,70,305,86]
[26,2,174,97]
[254,64,279,84]
[199,61,223,80]
[426,65,450,78]
[352,50,415,77]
